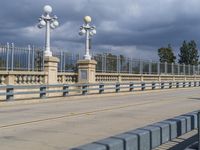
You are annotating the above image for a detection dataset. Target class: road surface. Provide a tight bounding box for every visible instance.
[0,87,200,150]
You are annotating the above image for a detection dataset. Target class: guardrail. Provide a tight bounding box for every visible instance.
[0,81,199,101]
[71,110,199,150]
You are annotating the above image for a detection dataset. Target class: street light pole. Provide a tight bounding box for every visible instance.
[79,16,96,60]
[37,5,59,57]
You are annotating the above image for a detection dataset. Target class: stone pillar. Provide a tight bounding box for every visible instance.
[44,56,59,84]
[77,59,97,83]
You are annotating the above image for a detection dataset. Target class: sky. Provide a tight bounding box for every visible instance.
[1,0,200,60]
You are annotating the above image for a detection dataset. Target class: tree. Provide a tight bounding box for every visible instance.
[178,40,199,65]
[158,44,176,63]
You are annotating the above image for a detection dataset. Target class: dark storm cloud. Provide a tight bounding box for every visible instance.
[1,0,200,59]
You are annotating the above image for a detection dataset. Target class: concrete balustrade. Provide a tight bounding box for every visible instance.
[72,111,199,150]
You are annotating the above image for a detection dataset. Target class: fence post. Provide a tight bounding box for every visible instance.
[140,59,143,74]
[6,42,9,71]
[171,63,174,75]
[188,65,191,75]
[31,45,34,71]
[11,43,14,71]
[141,82,145,91]
[183,64,186,75]
[99,83,104,94]
[82,84,88,95]
[165,62,167,74]
[157,62,160,75]
[129,58,132,74]
[28,45,31,71]
[161,82,164,89]
[152,82,156,90]
[60,51,63,72]
[149,60,152,74]
[40,85,46,98]
[115,83,120,93]
[178,64,180,75]
[63,84,69,96]
[6,85,14,101]
[199,81,200,86]
[129,82,134,91]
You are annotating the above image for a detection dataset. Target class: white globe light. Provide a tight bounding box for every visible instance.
[79,29,86,35]
[92,29,96,35]
[40,20,46,26]
[89,32,94,36]
[37,24,43,29]
[44,5,52,14]
[84,16,92,24]
[53,20,59,27]
[50,23,56,29]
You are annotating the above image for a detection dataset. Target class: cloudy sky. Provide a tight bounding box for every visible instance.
[1,0,200,60]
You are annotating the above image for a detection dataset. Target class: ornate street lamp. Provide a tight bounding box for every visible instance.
[37,5,59,57]
[79,16,96,60]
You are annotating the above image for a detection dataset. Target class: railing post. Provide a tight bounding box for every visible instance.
[40,85,46,98]
[82,84,88,95]
[194,81,197,87]
[129,82,134,91]
[183,81,185,88]
[169,82,172,88]
[152,82,156,90]
[6,85,14,101]
[115,83,120,93]
[189,82,191,87]
[99,83,104,94]
[161,82,164,89]
[141,82,145,91]
[199,81,200,86]
[176,82,179,88]
[63,84,69,96]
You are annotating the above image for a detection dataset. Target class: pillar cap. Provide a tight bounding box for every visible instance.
[44,56,59,63]
[77,59,97,65]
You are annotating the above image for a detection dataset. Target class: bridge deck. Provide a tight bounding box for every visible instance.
[0,87,200,150]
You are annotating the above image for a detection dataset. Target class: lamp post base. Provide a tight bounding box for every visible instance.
[84,54,91,60]
[44,50,52,57]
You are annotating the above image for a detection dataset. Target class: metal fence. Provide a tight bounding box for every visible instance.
[53,51,80,72]
[93,53,200,75]
[0,43,44,71]
[0,44,200,75]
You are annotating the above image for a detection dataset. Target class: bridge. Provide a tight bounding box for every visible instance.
[0,44,199,150]
[0,87,200,150]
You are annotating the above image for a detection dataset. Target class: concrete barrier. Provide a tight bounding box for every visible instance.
[71,111,199,150]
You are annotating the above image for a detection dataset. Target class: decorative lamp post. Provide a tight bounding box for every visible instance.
[79,16,96,60]
[37,5,59,57]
